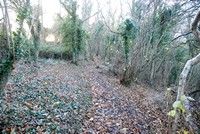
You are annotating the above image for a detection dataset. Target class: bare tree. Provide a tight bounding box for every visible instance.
[9,0,30,32]
[3,0,14,58]
[173,10,200,133]
[27,3,41,62]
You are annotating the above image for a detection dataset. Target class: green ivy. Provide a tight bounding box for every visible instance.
[167,95,194,118]
[118,19,139,64]
[59,17,88,62]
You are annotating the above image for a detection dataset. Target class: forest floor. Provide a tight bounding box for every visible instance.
[0,58,170,133]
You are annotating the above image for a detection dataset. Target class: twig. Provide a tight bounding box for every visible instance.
[82,11,100,23]
[100,11,122,35]
[170,31,192,43]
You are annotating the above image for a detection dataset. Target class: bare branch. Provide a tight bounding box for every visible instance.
[170,31,192,43]
[81,11,100,23]
[59,0,73,16]
[191,10,200,41]
[0,18,4,21]
[100,11,122,35]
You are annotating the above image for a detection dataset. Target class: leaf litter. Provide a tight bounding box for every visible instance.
[0,59,170,133]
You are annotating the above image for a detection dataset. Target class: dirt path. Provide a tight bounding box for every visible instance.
[83,64,168,134]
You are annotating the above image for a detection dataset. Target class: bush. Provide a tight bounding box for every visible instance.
[59,17,88,63]
[13,30,33,60]
[39,43,72,59]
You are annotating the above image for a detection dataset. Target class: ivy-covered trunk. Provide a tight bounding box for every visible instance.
[27,16,41,62]
[124,35,129,66]
[59,0,87,64]
[72,15,78,64]
[32,33,40,62]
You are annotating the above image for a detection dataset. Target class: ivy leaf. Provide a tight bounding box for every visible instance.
[172,101,185,113]
[172,101,182,109]
[180,95,186,101]
[167,110,176,117]
[183,130,189,134]
[53,101,61,108]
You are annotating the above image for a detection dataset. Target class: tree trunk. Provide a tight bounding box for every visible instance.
[72,15,78,64]
[27,0,41,62]
[3,0,14,58]
[172,10,200,133]
[150,60,155,85]
[172,53,200,133]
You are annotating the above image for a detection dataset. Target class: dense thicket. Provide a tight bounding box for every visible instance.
[0,0,200,133]
[83,0,200,92]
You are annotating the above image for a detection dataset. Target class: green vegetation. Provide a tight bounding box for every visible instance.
[39,43,67,54]
[39,43,72,59]
[59,17,87,62]
[0,0,200,133]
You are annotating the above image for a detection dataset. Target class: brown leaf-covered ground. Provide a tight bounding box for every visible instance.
[82,60,169,134]
[0,58,170,133]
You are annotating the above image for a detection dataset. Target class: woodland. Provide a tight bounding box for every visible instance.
[0,0,200,133]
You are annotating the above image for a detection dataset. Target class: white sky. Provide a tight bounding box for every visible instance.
[37,0,131,28]
[35,0,175,28]
[40,0,60,28]
[1,0,175,29]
